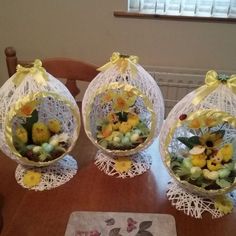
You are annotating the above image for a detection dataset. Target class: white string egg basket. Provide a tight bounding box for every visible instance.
[0,60,80,167]
[159,70,236,197]
[82,53,164,167]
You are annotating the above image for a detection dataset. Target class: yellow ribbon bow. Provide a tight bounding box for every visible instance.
[97,52,139,77]
[192,70,236,105]
[13,59,48,87]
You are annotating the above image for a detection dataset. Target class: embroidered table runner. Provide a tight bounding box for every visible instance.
[65,211,177,236]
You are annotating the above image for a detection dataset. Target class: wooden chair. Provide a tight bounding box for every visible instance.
[4,46,99,98]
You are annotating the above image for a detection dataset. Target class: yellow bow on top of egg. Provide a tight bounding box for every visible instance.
[192,70,236,105]
[97,52,139,77]
[13,59,48,87]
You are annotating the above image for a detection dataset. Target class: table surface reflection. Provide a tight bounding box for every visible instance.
[0,110,236,236]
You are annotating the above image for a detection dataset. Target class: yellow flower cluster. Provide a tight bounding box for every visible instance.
[190,144,233,171]
[100,113,140,138]
[114,157,132,173]
[214,196,233,214]
[102,89,137,113]
[17,100,38,117]
[23,170,42,188]
[187,116,220,129]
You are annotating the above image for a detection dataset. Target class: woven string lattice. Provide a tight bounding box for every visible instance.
[95,150,152,178]
[82,65,164,154]
[160,85,236,154]
[159,84,236,196]
[167,181,236,219]
[15,155,77,191]
[0,73,80,166]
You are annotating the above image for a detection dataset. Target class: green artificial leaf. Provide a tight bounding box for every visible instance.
[224,162,234,171]
[177,136,200,149]
[188,136,201,146]
[109,228,122,236]
[191,175,204,187]
[216,178,231,188]
[22,109,38,141]
[177,137,193,149]
[225,175,235,183]
[211,130,225,139]
[139,221,152,231]
[98,139,108,148]
[136,122,150,136]
[175,165,191,177]
[170,161,182,170]
[117,112,128,122]
[13,136,27,155]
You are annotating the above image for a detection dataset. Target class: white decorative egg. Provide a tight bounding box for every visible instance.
[82,52,164,157]
[159,70,236,197]
[0,60,80,167]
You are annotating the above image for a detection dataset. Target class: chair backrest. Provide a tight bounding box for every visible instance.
[4,47,99,98]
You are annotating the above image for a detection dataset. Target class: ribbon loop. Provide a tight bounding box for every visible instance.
[97,52,139,77]
[192,70,236,105]
[13,59,48,87]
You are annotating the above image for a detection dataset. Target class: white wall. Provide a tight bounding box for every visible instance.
[0,0,236,85]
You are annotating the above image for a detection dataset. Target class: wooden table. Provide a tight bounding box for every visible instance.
[1,116,236,236]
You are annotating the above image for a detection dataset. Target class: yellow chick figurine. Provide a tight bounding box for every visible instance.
[15,126,28,144]
[47,119,61,133]
[32,122,51,144]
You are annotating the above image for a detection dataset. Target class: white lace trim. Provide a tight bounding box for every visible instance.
[167,181,236,218]
[94,150,152,178]
[15,155,77,191]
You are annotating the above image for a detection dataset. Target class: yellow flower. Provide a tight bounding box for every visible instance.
[127,113,139,127]
[23,170,41,188]
[191,153,207,168]
[102,91,115,103]
[214,196,233,214]
[107,113,118,123]
[211,152,223,164]
[188,118,202,129]
[124,90,137,107]
[113,96,130,112]
[207,159,222,171]
[218,144,233,162]
[112,122,121,131]
[200,132,222,149]
[114,157,132,173]
[18,100,37,117]
[101,123,113,138]
[119,122,132,133]
[204,117,219,127]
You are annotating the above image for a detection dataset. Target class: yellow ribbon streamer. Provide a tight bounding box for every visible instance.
[97,52,139,77]
[192,70,236,105]
[13,59,48,87]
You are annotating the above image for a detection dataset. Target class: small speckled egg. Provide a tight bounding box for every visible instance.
[130,133,139,142]
[134,129,141,135]
[26,145,36,150]
[113,136,121,143]
[49,138,59,147]
[218,168,230,178]
[32,146,42,154]
[121,136,130,145]
[42,143,54,153]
